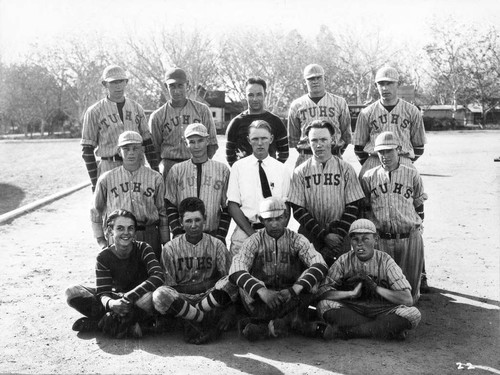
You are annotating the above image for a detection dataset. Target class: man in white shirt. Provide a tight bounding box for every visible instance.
[227,120,291,257]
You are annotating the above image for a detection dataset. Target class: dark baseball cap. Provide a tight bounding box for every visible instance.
[164,68,187,84]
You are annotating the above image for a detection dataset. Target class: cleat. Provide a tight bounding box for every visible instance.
[72,317,99,332]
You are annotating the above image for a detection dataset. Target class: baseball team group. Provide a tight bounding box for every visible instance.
[65,62,428,344]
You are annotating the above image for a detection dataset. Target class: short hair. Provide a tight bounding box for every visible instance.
[106,209,138,229]
[179,197,206,219]
[245,77,267,92]
[248,120,273,136]
[305,119,335,137]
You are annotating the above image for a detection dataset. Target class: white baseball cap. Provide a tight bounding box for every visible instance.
[375,66,399,83]
[118,131,143,147]
[303,64,325,79]
[374,131,399,152]
[349,219,377,235]
[102,65,128,82]
[184,123,209,138]
[259,197,287,219]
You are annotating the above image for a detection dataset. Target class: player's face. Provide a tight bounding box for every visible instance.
[261,212,288,239]
[350,233,376,261]
[110,216,136,251]
[246,84,266,114]
[305,75,326,97]
[248,127,273,160]
[377,148,399,171]
[120,143,143,168]
[181,211,205,242]
[185,135,208,162]
[167,81,188,106]
[376,81,398,105]
[308,127,333,161]
[104,79,128,102]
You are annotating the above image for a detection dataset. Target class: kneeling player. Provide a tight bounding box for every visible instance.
[152,197,236,344]
[229,197,331,341]
[316,219,421,340]
[65,209,165,338]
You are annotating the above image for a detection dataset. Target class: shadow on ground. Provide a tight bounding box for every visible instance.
[75,289,500,375]
[0,183,25,216]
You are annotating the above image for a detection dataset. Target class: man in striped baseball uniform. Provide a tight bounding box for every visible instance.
[225,77,289,166]
[288,120,365,266]
[353,66,427,178]
[229,197,331,341]
[153,197,237,344]
[316,219,421,340]
[227,120,291,257]
[149,67,219,181]
[359,131,427,303]
[288,63,351,167]
[91,131,169,259]
[165,123,231,243]
[81,65,159,191]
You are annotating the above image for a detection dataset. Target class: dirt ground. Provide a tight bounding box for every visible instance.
[0,131,499,375]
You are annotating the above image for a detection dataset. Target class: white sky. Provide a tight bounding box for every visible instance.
[1,0,499,63]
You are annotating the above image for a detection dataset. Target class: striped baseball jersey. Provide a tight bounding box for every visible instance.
[81,97,152,157]
[288,156,365,229]
[353,99,427,158]
[165,159,229,232]
[91,165,168,238]
[227,154,291,224]
[225,110,289,166]
[95,240,165,302]
[318,249,411,298]
[149,99,218,160]
[229,228,328,295]
[161,234,230,293]
[288,92,351,151]
[360,164,426,233]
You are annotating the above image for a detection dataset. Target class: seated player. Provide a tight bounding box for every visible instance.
[152,197,236,344]
[316,219,421,340]
[65,209,165,338]
[229,197,331,341]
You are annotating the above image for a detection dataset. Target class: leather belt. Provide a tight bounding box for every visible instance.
[378,232,411,240]
[101,154,123,161]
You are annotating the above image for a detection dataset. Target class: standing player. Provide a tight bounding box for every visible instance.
[225,77,288,166]
[165,123,231,243]
[359,131,427,303]
[81,64,159,191]
[227,120,291,257]
[152,198,236,344]
[149,67,218,181]
[316,219,421,340]
[91,131,169,259]
[229,197,331,341]
[65,209,165,338]
[288,63,351,167]
[288,120,365,266]
[353,66,427,177]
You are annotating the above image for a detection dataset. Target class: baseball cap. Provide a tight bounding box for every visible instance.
[184,123,209,138]
[117,131,143,147]
[102,65,128,82]
[375,66,399,83]
[374,131,399,152]
[303,64,325,79]
[349,219,377,236]
[165,68,187,84]
[259,197,287,219]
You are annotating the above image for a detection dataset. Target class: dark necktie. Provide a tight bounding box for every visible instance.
[195,163,202,198]
[258,160,272,198]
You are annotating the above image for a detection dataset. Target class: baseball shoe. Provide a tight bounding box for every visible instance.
[494,157,500,162]
[420,275,432,294]
[268,318,289,338]
[183,320,221,345]
[294,321,336,340]
[238,318,269,341]
[390,330,408,341]
[72,317,99,332]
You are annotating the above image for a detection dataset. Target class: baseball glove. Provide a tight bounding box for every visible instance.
[98,311,140,339]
